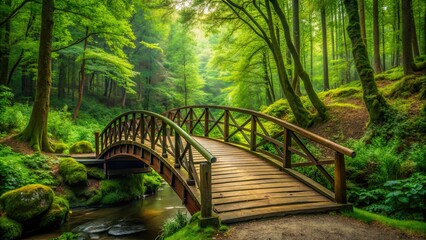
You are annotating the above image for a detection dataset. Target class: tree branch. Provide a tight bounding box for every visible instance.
[0,0,33,27]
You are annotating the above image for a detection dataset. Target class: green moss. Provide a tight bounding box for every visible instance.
[261,99,291,118]
[0,184,54,222]
[87,167,105,180]
[343,208,426,235]
[99,175,144,205]
[101,192,129,205]
[327,102,362,109]
[38,196,70,230]
[53,143,68,154]
[59,158,88,186]
[50,232,79,240]
[375,67,405,81]
[143,171,162,194]
[164,211,226,240]
[69,141,93,154]
[321,87,361,99]
[86,190,102,206]
[0,217,22,240]
[383,75,426,99]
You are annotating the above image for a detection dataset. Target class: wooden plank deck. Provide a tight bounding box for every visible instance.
[193,137,344,224]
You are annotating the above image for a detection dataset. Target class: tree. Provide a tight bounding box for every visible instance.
[359,0,367,47]
[343,0,389,124]
[291,0,301,96]
[19,0,54,151]
[321,5,329,90]
[401,0,416,75]
[373,0,382,73]
[0,0,11,85]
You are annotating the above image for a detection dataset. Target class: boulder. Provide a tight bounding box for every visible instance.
[59,158,88,186]
[0,217,22,240]
[69,141,94,154]
[38,196,70,230]
[0,184,54,222]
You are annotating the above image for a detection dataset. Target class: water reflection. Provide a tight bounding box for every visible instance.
[26,184,187,240]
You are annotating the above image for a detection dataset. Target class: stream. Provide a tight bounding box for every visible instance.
[26,184,188,240]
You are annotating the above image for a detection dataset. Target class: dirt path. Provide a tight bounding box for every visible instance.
[216,213,425,240]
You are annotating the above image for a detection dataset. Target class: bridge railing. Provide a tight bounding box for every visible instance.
[164,105,355,204]
[95,110,216,218]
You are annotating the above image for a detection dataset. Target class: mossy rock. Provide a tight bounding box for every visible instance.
[38,196,70,230]
[86,190,102,206]
[0,217,22,240]
[53,143,68,154]
[0,184,54,222]
[87,167,105,180]
[59,158,88,186]
[69,141,94,154]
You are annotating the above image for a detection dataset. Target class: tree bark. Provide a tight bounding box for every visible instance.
[19,0,54,152]
[270,0,328,120]
[373,0,382,73]
[58,56,66,98]
[291,0,301,96]
[359,0,367,47]
[72,27,89,121]
[0,0,11,86]
[343,0,389,125]
[321,6,330,91]
[410,5,420,57]
[401,0,416,75]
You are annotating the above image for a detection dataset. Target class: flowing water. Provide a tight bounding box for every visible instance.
[26,184,187,240]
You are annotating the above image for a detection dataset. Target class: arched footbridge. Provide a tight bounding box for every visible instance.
[94,106,355,223]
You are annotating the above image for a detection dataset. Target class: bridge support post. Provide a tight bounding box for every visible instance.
[334,152,347,204]
[94,132,99,158]
[199,162,219,228]
[224,110,229,141]
[283,129,292,168]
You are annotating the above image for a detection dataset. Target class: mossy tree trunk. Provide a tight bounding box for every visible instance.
[0,0,11,86]
[72,27,89,121]
[321,6,329,91]
[372,0,382,73]
[401,0,417,75]
[19,0,54,152]
[270,0,328,120]
[291,0,301,96]
[359,0,367,47]
[343,0,390,125]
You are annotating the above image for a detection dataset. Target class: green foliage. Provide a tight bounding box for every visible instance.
[375,67,405,81]
[0,146,56,194]
[0,184,54,222]
[99,174,144,205]
[0,88,26,133]
[50,232,79,240]
[143,170,162,194]
[160,210,189,239]
[383,75,426,99]
[261,99,291,118]
[87,167,105,180]
[349,173,426,221]
[86,190,102,206]
[320,86,361,99]
[69,141,94,154]
[38,196,70,230]
[53,142,68,154]
[0,217,22,240]
[407,144,426,173]
[343,208,426,235]
[59,158,88,186]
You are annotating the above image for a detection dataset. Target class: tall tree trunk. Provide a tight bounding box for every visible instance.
[72,27,89,121]
[321,6,330,90]
[373,0,382,73]
[359,0,367,47]
[382,3,386,70]
[341,0,350,84]
[121,88,126,108]
[19,0,54,152]
[0,0,11,85]
[270,0,328,120]
[263,50,275,104]
[291,0,301,96]
[410,6,420,57]
[310,11,314,80]
[401,0,416,74]
[394,0,401,67]
[343,0,389,125]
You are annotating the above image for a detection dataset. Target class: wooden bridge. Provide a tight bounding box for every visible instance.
[95,106,355,224]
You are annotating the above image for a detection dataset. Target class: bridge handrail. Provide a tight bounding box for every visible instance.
[164,105,356,204]
[96,110,216,163]
[165,105,355,157]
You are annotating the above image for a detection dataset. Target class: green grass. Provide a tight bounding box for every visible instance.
[343,208,426,236]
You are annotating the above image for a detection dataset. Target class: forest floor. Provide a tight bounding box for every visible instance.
[215,213,425,240]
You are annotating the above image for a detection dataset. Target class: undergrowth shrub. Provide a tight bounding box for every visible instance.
[69,141,93,154]
[59,158,87,186]
[143,170,162,194]
[160,210,189,239]
[99,174,144,205]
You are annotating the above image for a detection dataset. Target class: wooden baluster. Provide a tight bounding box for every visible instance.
[140,113,145,144]
[250,115,257,151]
[224,110,229,141]
[186,144,195,186]
[94,132,99,158]
[162,121,168,158]
[177,109,181,126]
[200,162,212,218]
[283,129,292,168]
[189,109,194,134]
[204,108,209,137]
[113,121,117,143]
[118,117,122,141]
[150,116,155,150]
[334,152,347,204]
[174,132,181,168]
[132,113,136,141]
[124,114,128,140]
